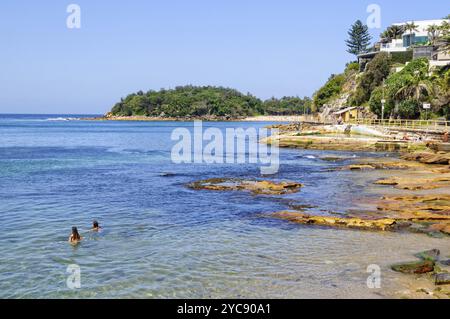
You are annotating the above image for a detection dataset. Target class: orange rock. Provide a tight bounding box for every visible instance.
[270,211,397,231]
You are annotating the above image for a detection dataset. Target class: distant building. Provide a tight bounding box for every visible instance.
[380,19,449,53]
[358,19,450,71]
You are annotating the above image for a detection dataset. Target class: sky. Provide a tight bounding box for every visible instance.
[0,0,448,114]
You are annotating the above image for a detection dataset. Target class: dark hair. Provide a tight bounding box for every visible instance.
[72,227,81,240]
[93,220,99,228]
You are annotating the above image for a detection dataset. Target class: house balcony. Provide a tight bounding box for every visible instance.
[380,41,408,52]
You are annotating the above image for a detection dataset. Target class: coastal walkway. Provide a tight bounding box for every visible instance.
[348,119,449,134]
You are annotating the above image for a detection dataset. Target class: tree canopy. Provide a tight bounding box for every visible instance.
[110,86,311,118]
[346,20,372,56]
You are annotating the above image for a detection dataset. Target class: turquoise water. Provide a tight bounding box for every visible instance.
[0,114,447,299]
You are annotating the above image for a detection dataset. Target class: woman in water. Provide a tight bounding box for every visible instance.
[68,227,82,244]
[91,220,102,232]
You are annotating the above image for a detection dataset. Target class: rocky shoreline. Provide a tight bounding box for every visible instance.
[185,122,450,298]
[82,115,308,122]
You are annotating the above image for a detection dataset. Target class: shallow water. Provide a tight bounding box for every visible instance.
[0,114,447,299]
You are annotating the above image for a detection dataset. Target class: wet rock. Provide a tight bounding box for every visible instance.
[402,152,450,165]
[346,164,376,170]
[264,135,380,152]
[377,195,450,224]
[440,260,450,266]
[187,178,303,195]
[270,211,397,231]
[426,223,450,236]
[160,172,176,177]
[374,176,450,190]
[320,156,349,162]
[391,260,435,274]
[432,166,450,174]
[435,273,450,286]
[374,179,399,186]
[414,249,440,262]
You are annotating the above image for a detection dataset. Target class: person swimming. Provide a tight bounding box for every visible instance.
[91,220,102,232]
[69,227,82,244]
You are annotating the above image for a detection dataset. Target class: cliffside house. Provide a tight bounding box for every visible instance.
[380,20,448,52]
[358,19,450,70]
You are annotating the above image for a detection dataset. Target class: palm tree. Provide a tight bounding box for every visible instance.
[383,25,405,40]
[395,71,433,102]
[426,24,441,45]
[437,21,450,53]
[404,22,419,47]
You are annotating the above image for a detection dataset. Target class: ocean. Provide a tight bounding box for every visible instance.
[0,114,446,298]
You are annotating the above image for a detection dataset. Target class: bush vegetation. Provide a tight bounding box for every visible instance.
[110,86,312,118]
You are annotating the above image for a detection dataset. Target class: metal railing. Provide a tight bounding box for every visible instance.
[348,118,449,130]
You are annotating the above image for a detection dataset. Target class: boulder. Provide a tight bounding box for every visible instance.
[391,260,435,274]
[187,178,303,195]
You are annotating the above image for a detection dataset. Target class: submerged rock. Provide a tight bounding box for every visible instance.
[435,273,450,286]
[320,156,349,162]
[391,260,435,274]
[160,172,176,177]
[440,260,450,266]
[345,164,376,170]
[414,249,440,262]
[187,178,303,195]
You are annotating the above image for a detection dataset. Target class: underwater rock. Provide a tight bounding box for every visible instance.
[320,156,349,162]
[345,164,376,170]
[435,273,450,286]
[391,260,435,274]
[414,249,440,262]
[160,172,176,177]
[439,260,450,266]
[187,178,303,195]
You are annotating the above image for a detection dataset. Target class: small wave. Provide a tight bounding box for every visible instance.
[46,117,79,121]
[305,155,317,159]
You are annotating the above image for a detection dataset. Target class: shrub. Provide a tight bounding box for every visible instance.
[397,100,420,119]
[345,62,360,74]
[350,52,391,105]
[369,86,394,117]
[312,74,346,110]
[390,50,413,64]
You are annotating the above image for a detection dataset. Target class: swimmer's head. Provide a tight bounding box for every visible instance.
[93,220,99,228]
[72,227,80,239]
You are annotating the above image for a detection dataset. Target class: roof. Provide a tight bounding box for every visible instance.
[333,107,357,115]
[392,19,449,27]
[357,51,379,59]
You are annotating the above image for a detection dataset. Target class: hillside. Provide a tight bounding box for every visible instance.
[312,54,450,120]
[109,86,312,118]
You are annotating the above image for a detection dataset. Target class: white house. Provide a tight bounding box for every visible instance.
[380,19,449,53]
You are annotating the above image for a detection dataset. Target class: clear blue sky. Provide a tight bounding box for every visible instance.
[0,0,448,114]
